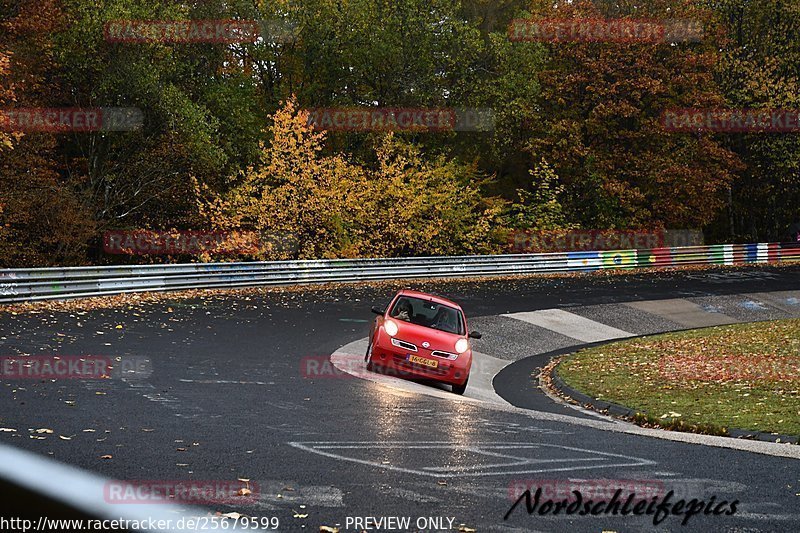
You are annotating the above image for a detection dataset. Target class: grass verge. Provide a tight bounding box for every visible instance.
[557,319,800,437]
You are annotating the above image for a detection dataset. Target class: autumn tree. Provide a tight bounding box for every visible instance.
[504,159,572,232]
[710,0,800,241]
[527,0,742,230]
[196,98,506,259]
[0,50,17,150]
[0,0,95,266]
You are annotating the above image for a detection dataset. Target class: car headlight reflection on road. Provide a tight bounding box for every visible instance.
[455,338,469,354]
[384,319,399,337]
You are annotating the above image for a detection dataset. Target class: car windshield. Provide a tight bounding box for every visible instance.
[390,296,464,335]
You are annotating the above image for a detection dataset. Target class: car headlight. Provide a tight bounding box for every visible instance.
[455,338,469,354]
[384,319,399,337]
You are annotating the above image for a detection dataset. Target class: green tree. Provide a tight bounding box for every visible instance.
[505,159,571,231]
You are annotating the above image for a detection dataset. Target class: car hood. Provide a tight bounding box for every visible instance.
[392,320,463,350]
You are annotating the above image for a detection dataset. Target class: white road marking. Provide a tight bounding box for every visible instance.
[733,512,800,521]
[254,481,344,508]
[744,291,800,314]
[502,309,633,343]
[625,299,737,327]
[178,379,269,385]
[330,338,800,459]
[328,289,800,459]
[288,441,656,478]
[331,339,511,407]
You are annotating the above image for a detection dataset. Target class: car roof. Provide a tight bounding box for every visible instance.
[396,289,463,310]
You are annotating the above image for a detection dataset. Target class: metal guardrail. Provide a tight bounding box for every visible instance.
[0,243,798,304]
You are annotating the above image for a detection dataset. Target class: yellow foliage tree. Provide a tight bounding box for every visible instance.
[195,97,506,260]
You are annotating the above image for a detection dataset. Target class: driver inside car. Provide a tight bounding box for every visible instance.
[432,307,458,333]
[393,298,414,322]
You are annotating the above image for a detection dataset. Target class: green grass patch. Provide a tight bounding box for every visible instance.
[557,319,800,437]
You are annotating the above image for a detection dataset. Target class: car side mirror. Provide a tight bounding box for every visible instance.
[371,306,386,316]
[468,331,482,339]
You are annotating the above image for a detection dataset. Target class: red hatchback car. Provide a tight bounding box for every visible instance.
[365,290,482,395]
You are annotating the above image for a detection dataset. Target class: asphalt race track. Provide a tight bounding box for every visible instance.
[1,266,800,532]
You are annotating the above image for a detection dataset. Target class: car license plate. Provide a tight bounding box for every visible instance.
[408,355,438,368]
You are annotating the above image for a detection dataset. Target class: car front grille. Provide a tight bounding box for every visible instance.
[391,338,417,352]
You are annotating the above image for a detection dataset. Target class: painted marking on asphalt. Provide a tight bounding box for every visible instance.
[327,291,800,460]
[684,271,780,283]
[624,299,738,328]
[178,379,269,385]
[734,512,800,521]
[331,339,511,407]
[501,309,633,343]
[288,441,656,478]
[254,481,345,508]
[744,291,800,314]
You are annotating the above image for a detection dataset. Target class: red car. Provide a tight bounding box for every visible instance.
[365,290,482,395]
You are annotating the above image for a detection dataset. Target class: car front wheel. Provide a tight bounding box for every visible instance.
[365,339,376,371]
[452,375,469,395]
